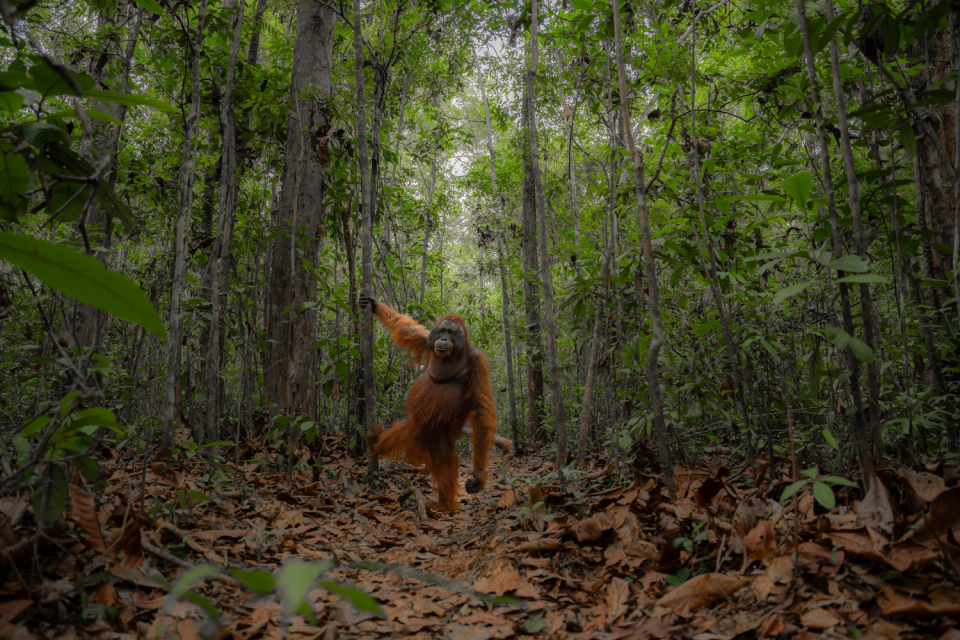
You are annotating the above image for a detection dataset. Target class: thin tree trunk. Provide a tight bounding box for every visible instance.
[475,47,521,455]
[354,0,380,483]
[521,100,545,443]
[203,0,245,445]
[161,0,208,454]
[526,0,567,476]
[611,0,673,491]
[687,19,755,465]
[825,0,883,462]
[419,136,438,307]
[796,0,875,488]
[580,212,611,465]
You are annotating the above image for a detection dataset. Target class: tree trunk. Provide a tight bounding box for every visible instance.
[796,0,875,489]
[526,0,568,476]
[579,213,610,464]
[161,0,208,454]
[611,0,673,492]
[354,0,380,483]
[419,136,439,307]
[520,91,545,444]
[203,0,245,445]
[263,0,337,417]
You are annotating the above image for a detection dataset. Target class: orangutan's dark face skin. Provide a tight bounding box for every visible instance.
[428,320,465,359]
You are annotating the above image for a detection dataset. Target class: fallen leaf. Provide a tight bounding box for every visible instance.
[0,600,31,625]
[192,529,249,541]
[496,490,517,509]
[801,608,840,629]
[863,619,901,640]
[605,577,629,623]
[483,569,520,596]
[917,487,960,544]
[744,520,776,565]
[877,586,960,616]
[513,538,561,554]
[897,469,946,502]
[655,573,750,617]
[563,511,617,543]
[856,479,895,528]
[829,529,937,572]
[68,484,108,554]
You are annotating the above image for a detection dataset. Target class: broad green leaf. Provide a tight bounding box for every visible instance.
[277,560,330,620]
[47,108,123,126]
[170,564,221,620]
[801,467,819,479]
[780,479,809,502]
[23,122,72,148]
[132,0,164,13]
[727,193,788,203]
[21,416,50,437]
[847,336,875,363]
[84,88,174,112]
[319,580,385,617]
[782,172,812,210]
[820,475,858,487]
[0,91,24,112]
[772,282,809,305]
[33,463,68,525]
[29,62,94,97]
[0,232,166,338]
[812,481,836,509]
[822,428,839,451]
[230,569,276,594]
[824,326,850,348]
[0,149,28,203]
[830,255,869,274]
[836,274,889,284]
[524,617,548,634]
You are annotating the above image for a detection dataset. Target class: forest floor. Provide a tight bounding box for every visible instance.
[2,432,960,640]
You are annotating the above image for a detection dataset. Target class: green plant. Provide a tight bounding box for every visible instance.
[780,468,859,510]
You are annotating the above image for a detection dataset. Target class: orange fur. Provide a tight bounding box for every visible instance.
[366,303,497,510]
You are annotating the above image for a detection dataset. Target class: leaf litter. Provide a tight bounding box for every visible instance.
[1,432,959,639]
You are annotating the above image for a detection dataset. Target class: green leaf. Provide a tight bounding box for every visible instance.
[21,415,50,437]
[276,560,330,620]
[822,428,839,451]
[230,568,276,594]
[47,108,123,127]
[33,463,68,525]
[84,88,174,112]
[131,0,164,14]
[0,150,28,203]
[819,475,859,487]
[318,580,385,618]
[836,274,888,284]
[782,172,812,211]
[0,232,166,338]
[780,479,809,502]
[524,617,548,634]
[0,91,24,112]
[23,121,72,148]
[772,282,809,305]
[75,455,99,481]
[812,481,836,509]
[29,62,94,97]
[801,467,819,479]
[829,254,869,272]
[186,491,212,502]
[847,336,875,363]
[169,564,221,620]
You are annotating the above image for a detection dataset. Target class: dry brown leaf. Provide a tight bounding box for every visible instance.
[513,537,561,554]
[655,573,750,617]
[800,608,840,629]
[856,479,895,528]
[605,577,629,623]
[0,600,31,625]
[483,569,520,596]
[758,613,784,637]
[744,520,776,565]
[877,585,960,616]
[564,511,617,543]
[897,469,946,502]
[828,529,937,572]
[863,619,901,640]
[68,484,107,553]
[496,490,517,509]
[191,529,249,541]
[916,487,960,544]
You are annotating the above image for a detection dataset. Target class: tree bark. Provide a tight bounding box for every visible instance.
[161,0,208,453]
[520,87,545,444]
[611,0,673,492]
[526,0,568,476]
[579,212,611,465]
[263,0,337,417]
[203,0,245,445]
[354,0,380,483]
[796,0,875,489]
